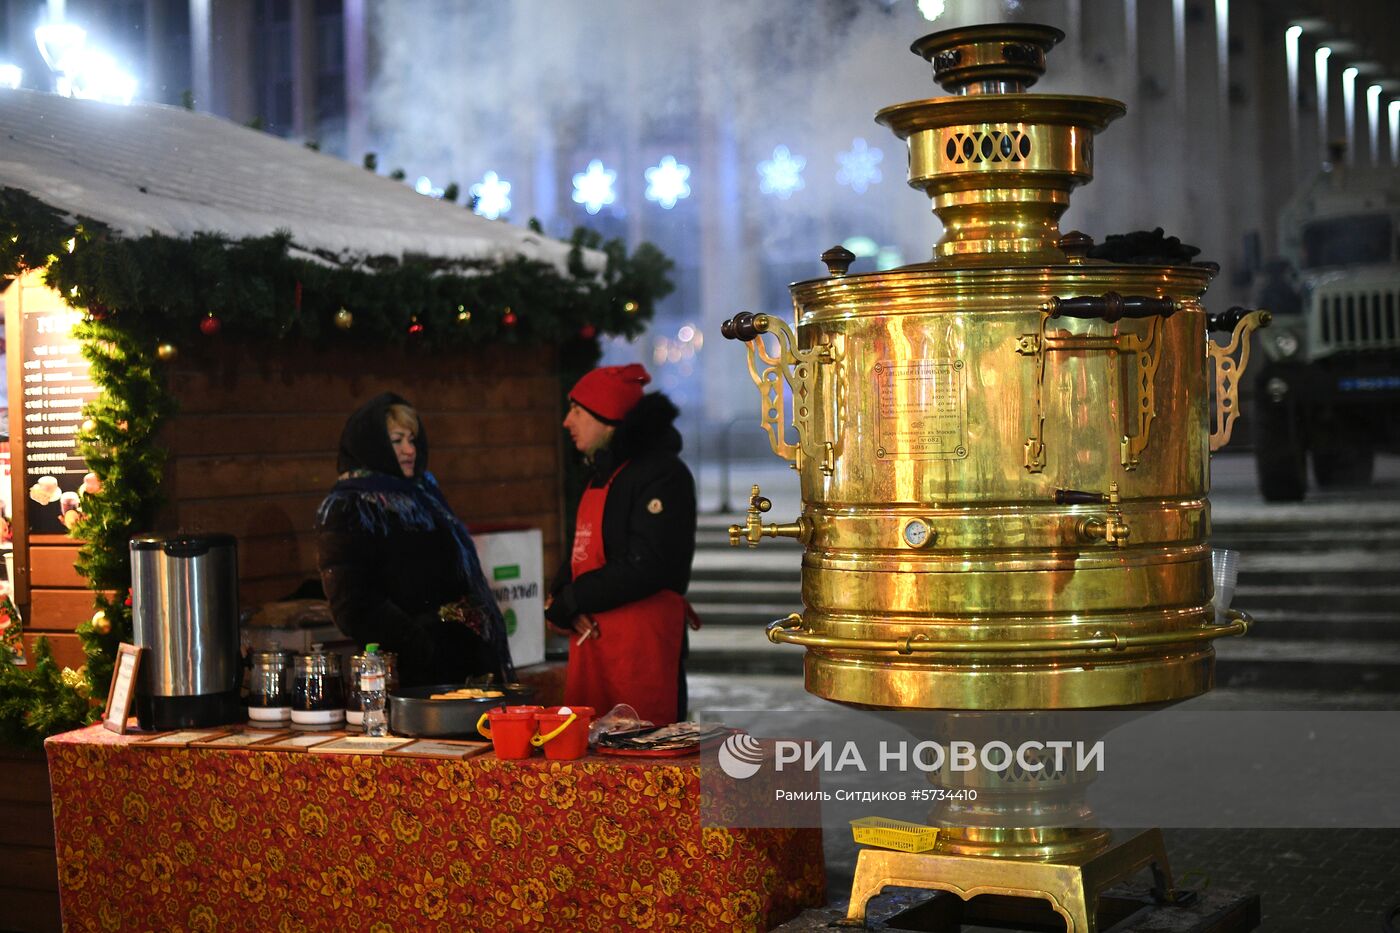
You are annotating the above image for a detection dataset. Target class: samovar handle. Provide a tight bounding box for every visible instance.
[1043,293,1179,321]
[721,312,838,475]
[1022,294,1179,472]
[1206,308,1272,452]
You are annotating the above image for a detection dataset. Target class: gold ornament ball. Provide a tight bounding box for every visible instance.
[81,419,96,433]
[623,300,639,314]
[335,308,354,329]
[91,611,111,635]
[156,342,178,362]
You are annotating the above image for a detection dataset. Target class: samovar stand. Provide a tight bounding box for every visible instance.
[840,829,1173,932]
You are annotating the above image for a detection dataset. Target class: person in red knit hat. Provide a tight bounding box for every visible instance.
[547,363,699,726]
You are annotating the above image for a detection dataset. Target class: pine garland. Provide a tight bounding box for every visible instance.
[0,186,674,747]
[68,323,174,694]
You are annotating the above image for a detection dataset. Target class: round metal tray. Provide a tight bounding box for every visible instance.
[387,683,536,739]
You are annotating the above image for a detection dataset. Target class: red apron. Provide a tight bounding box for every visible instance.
[563,464,688,726]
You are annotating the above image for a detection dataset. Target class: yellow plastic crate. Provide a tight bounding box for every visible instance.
[849,816,940,853]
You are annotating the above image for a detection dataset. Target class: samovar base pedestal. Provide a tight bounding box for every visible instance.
[840,829,1186,932]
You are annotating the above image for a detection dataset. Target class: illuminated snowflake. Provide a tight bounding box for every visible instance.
[470,171,512,219]
[645,156,691,209]
[571,159,617,215]
[414,175,444,198]
[758,145,806,199]
[836,138,883,193]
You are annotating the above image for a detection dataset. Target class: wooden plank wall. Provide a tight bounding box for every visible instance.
[0,747,60,933]
[13,340,566,662]
[160,340,566,609]
[20,539,93,671]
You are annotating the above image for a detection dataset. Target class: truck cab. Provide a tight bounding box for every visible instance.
[1252,163,1400,501]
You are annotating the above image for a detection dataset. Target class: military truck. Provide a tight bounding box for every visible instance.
[1251,162,1400,501]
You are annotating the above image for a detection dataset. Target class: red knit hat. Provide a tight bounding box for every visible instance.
[569,364,651,422]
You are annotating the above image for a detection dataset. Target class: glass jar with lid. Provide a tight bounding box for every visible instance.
[291,644,345,726]
[248,644,293,724]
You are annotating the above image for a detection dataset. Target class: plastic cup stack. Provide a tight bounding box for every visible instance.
[1211,548,1240,625]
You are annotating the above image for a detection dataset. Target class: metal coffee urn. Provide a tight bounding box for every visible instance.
[130,533,243,730]
[722,22,1269,930]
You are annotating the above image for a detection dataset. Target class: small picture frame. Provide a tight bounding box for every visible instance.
[102,643,141,734]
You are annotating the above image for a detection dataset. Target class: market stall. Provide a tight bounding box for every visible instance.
[46,724,825,931]
[0,87,672,930]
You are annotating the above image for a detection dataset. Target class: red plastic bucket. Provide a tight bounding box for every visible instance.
[531,706,594,760]
[477,705,543,759]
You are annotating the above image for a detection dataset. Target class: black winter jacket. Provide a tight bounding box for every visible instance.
[317,511,501,688]
[547,393,697,623]
[315,392,508,688]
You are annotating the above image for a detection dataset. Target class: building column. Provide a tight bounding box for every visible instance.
[343,0,368,163]
[189,0,211,111]
[290,0,317,140]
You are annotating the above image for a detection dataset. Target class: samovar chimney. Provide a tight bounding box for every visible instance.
[877,23,1124,264]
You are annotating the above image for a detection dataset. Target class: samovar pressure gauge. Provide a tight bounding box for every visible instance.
[901,518,934,548]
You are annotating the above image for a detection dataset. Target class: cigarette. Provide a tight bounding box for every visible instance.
[576,618,598,643]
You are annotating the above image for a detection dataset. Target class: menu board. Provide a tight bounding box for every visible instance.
[19,290,99,535]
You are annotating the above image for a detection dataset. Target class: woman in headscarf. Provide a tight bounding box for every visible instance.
[316,392,514,687]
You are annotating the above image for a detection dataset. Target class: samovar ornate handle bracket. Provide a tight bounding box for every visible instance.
[721,311,839,475]
[1018,293,1180,473]
[1205,307,1272,452]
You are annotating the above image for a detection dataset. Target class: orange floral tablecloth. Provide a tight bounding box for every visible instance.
[46,725,824,932]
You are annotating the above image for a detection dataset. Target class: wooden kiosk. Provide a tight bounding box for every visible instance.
[0,87,666,931]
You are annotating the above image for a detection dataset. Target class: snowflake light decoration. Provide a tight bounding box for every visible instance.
[836,138,883,193]
[470,171,512,219]
[758,145,806,199]
[645,156,691,209]
[414,175,444,198]
[572,159,617,215]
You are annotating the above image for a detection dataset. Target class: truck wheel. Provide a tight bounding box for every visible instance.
[1313,444,1376,488]
[1254,404,1307,502]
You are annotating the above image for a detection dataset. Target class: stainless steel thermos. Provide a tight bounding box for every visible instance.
[130,533,243,729]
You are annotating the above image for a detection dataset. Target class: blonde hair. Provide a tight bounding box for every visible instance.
[385,403,420,436]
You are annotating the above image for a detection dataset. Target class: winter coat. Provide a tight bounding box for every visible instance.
[547,393,697,622]
[316,392,513,688]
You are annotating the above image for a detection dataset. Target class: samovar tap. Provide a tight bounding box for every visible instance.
[1056,483,1131,548]
[727,484,810,547]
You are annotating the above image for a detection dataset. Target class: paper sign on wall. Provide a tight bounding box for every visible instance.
[474,528,545,669]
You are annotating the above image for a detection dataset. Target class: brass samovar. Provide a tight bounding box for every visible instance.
[721,22,1268,931]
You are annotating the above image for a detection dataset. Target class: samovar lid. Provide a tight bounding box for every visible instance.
[910,22,1063,95]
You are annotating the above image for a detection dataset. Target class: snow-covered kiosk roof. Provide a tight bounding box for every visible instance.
[0,88,583,271]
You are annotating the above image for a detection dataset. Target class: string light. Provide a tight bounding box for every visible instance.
[836,138,883,193]
[645,156,691,209]
[470,172,512,219]
[572,160,618,214]
[758,145,806,199]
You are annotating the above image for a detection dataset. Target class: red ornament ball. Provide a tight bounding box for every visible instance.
[579,324,597,339]
[200,314,222,336]
[408,322,425,335]
[502,310,518,327]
